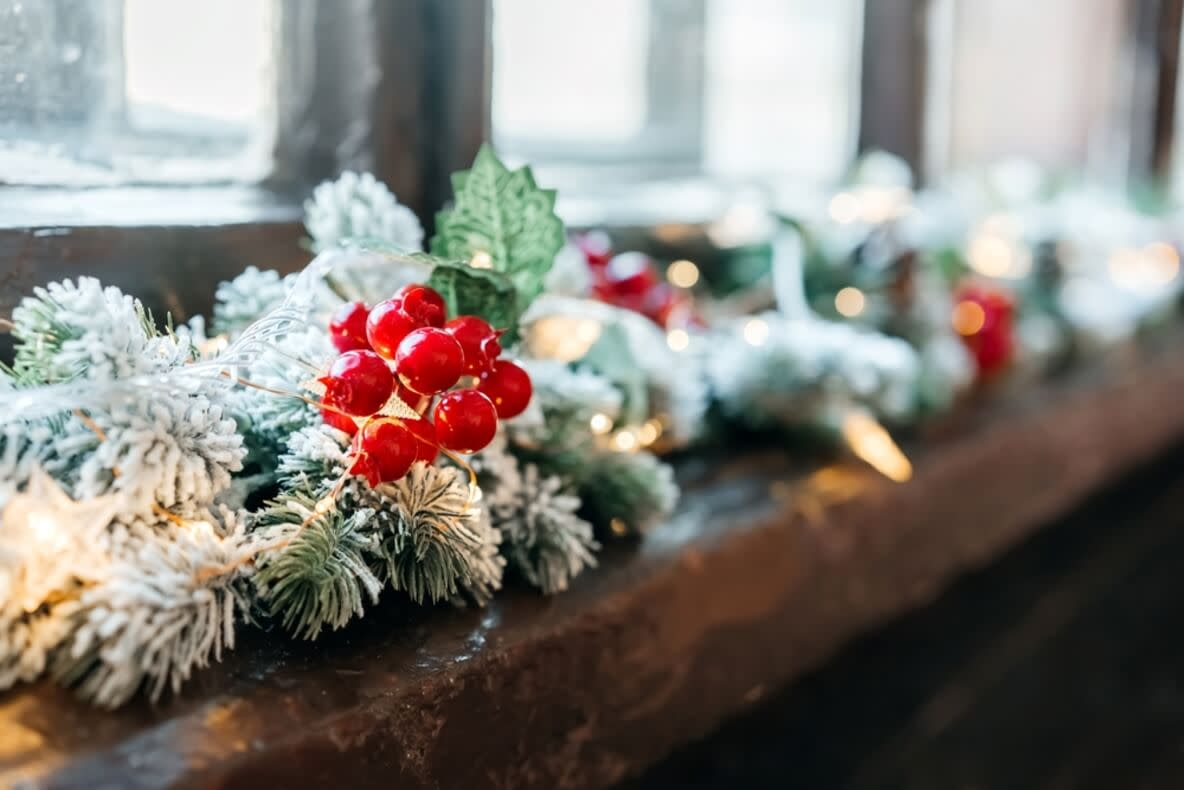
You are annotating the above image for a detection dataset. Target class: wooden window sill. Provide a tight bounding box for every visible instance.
[2,334,1184,788]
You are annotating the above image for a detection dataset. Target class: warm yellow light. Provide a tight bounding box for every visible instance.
[638,419,663,446]
[1112,242,1180,291]
[609,518,628,536]
[742,318,769,346]
[612,430,638,452]
[470,251,493,269]
[589,413,614,435]
[967,235,1013,278]
[834,286,866,318]
[858,187,912,224]
[951,300,986,336]
[666,328,690,351]
[828,192,860,224]
[27,512,58,543]
[527,317,602,361]
[841,411,913,483]
[667,259,700,289]
[198,334,230,356]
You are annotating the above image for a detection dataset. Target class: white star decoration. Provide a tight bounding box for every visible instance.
[1,466,122,610]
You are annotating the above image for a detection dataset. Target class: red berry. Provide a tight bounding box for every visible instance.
[432,390,498,453]
[576,231,613,269]
[328,301,371,353]
[390,284,446,328]
[349,419,418,486]
[478,360,532,418]
[953,283,1016,376]
[603,252,659,297]
[404,417,440,464]
[319,350,394,416]
[395,327,463,395]
[321,408,358,437]
[444,316,503,375]
[366,299,419,360]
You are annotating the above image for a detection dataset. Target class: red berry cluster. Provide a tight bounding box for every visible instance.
[575,233,695,329]
[952,282,1015,376]
[321,284,533,487]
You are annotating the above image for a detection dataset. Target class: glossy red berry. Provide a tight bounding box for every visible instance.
[320,408,358,437]
[328,301,371,353]
[366,299,419,360]
[390,284,446,328]
[349,419,418,486]
[478,360,532,418]
[576,231,613,269]
[395,327,463,395]
[953,283,1016,376]
[444,316,503,375]
[319,350,394,416]
[404,417,440,464]
[602,252,659,297]
[432,389,498,453]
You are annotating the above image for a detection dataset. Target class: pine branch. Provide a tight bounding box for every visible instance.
[10,277,186,385]
[368,463,505,605]
[51,389,245,518]
[212,266,291,338]
[304,171,424,254]
[554,450,677,537]
[475,437,598,594]
[52,514,255,708]
[251,494,383,640]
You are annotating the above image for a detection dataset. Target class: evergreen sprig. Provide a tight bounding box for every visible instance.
[252,494,383,640]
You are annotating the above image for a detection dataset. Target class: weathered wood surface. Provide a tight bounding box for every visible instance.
[2,334,1184,789]
[635,439,1184,789]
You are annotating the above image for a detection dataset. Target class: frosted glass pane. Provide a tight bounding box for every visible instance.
[0,0,276,186]
[703,0,862,183]
[493,0,649,144]
[938,0,1130,174]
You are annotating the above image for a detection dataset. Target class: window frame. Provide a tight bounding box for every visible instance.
[0,0,490,325]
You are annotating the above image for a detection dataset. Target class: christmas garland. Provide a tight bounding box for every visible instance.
[0,148,1178,708]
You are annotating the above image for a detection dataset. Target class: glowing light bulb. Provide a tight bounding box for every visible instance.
[951,301,986,336]
[612,430,638,452]
[638,419,663,446]
[667,259,700,289]
[743,318,769,346]
[841,410,912,483]
[666,328,690,351]
[828,192,860,224]
[834,287,866,317]
[589,413,614,435]
[470,251,493,269]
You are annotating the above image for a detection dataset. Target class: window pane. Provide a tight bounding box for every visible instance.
[929,0,1132,178]
[0,0,276,186]
[492,0,862,187]
[703,0,862,183]
[492,0,650,146]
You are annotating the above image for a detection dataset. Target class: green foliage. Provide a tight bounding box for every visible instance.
[252,494,383,640]
[367,464,504,605]
[572,451,678,536]
[529,447,678,537]
[426,258,520,331]
[430,144,564,311]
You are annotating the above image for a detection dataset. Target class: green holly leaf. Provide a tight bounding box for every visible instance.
[425,258,520,334]
[430,144,565,310]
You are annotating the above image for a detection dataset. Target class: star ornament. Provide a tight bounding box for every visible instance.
[1,466,122,608]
